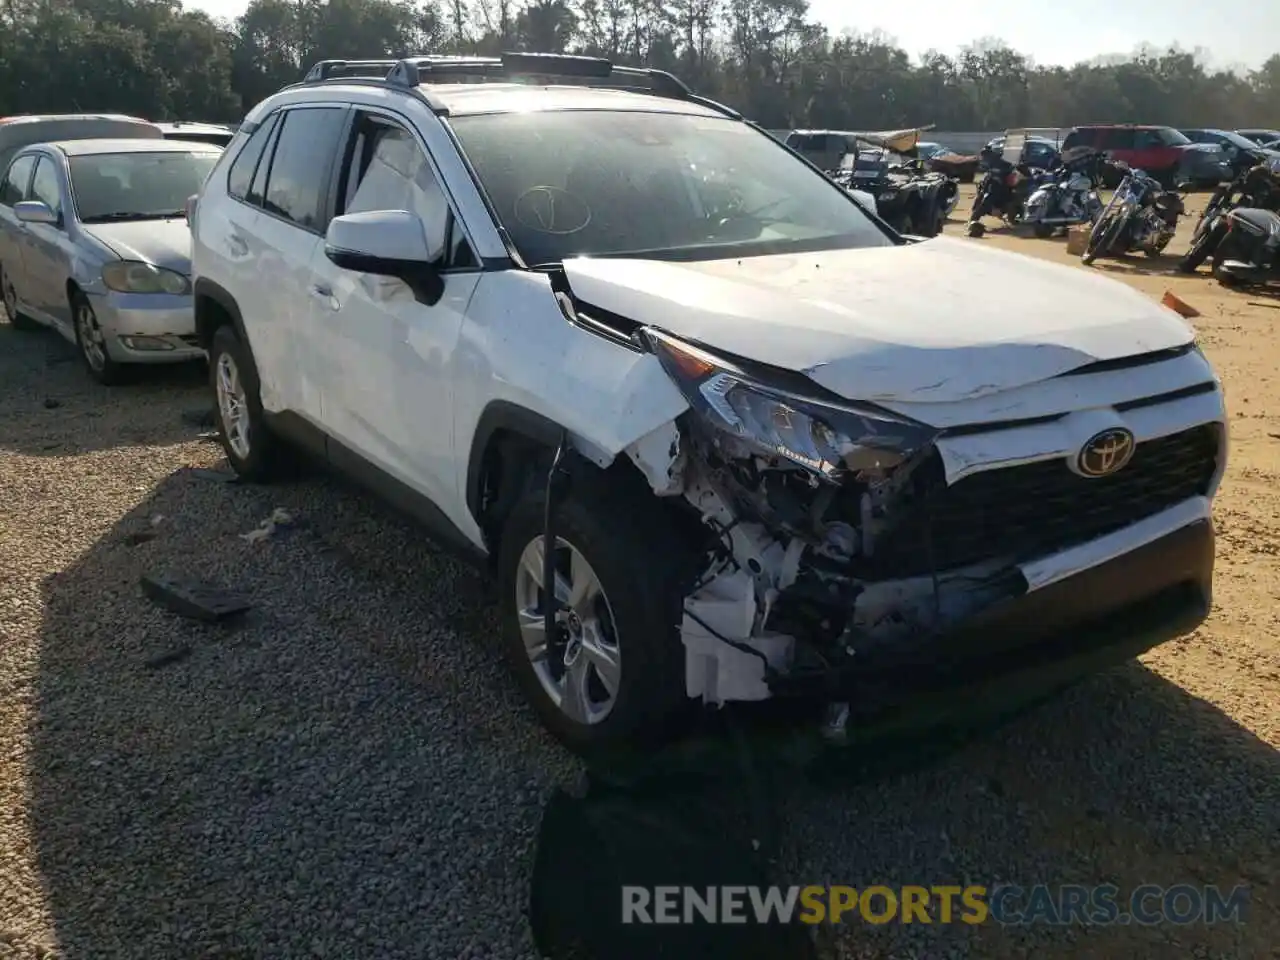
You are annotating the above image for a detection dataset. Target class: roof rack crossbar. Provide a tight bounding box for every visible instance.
[303,59,401,82]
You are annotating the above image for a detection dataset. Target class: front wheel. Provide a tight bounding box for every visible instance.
[1082,213,1122,265]
[208,324,290,481]
[72,292,128,385]
[497,471,697,755]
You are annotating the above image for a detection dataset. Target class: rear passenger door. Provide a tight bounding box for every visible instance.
[0,154,37,303]
[240,104,349,421]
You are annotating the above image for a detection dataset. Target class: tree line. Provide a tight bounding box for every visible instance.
[2,0,1278,134]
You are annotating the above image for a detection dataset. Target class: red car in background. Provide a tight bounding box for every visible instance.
[1061,124,1230,187]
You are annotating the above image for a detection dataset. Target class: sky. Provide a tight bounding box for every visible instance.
[187,0,1280,72]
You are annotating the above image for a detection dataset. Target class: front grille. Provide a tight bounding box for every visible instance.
[870,423,1221,579]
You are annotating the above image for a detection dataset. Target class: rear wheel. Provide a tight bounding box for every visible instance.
[1179,220,1225,273]
[1,265,38,331]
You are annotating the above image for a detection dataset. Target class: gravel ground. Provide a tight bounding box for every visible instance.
[1,210,1277,960]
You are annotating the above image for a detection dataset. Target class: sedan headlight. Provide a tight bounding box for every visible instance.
[101,261,191,295]
[643,328,938,480]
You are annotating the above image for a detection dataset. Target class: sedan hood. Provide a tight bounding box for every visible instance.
[560,237,1195,404]
[81,217,191,275]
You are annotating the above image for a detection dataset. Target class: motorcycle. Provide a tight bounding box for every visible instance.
[1080,166,1185,265]
[1179,159,1280,274]
[965,156,1053,237]
[1020,148,1110,237]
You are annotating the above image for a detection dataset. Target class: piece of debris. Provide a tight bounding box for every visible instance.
[189,466,239,484]
[140,575,251,623]
[144,644,193,671]
[42,398,61,409]
[121,530,157,547]
[241,508,295,543]
[1065,224,1090,256]
[1161,290,1200,318]
[181,407,216,428]
[1247,301,1280,311]
[197,429,221,443]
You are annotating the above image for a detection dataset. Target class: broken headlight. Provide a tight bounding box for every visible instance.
[643,328,937,481]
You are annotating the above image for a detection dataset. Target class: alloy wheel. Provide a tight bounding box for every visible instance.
[514,535,621,725]
[76,301,107,371]
[214,351,252,460]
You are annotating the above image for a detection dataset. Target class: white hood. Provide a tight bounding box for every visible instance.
[560,237,1195,404]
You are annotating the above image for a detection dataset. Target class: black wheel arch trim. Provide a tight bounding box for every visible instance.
[465,400,571,522]
[193,277,249,350]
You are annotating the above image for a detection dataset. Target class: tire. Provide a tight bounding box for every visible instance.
[1082,213,1124,265]
[1179,220,1224,273]
[497,468,698,755]
[71,291,128,385]
[1,264,39,331]
[208,323,289,481]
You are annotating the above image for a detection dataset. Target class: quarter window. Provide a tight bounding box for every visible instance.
[261,106,348,231]
[29,158,62,220]
[0,155,35,206]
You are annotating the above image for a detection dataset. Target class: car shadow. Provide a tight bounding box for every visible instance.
[0,319,208,455]
[27,466,1280,958]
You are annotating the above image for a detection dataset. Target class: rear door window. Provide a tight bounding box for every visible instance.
[227,113,280,203]
[259,106,348,232]
[0,154,35,206]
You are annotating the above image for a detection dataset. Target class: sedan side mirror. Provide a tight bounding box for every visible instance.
[14,200,57,226]
[324,210,444,306]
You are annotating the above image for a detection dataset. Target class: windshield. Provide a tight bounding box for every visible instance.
[1217,130,1263,152]
[449,110,891,265]
[69,151,218,222]
[1157,128,1192,146]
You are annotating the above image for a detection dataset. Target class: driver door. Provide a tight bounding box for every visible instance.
[310,110,481,524]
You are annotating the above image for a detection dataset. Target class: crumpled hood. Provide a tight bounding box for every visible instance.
[80,217,191,275]
[560,237,1195,404]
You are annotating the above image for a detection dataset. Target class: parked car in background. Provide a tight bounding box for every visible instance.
[1181,128,1280,178]
[783,129,859,171]
[1236,129,1280,147]
[0,138,220,383]
[1060,124,1229,187]
[190,53,1225,752]
[0,113,163,182]
[155,121,236,148]
[980,134,1060,171]
[926,148,981,182]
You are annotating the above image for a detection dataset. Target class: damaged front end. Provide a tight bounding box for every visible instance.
[632,328,1022,715]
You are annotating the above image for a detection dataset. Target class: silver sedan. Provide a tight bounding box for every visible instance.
[0,138,220,384]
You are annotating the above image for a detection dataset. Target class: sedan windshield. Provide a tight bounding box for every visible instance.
[70,151,219,223]
[449,110,891,265]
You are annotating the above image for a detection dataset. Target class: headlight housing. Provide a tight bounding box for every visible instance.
[101,261,191,295]
[643,328,938,481]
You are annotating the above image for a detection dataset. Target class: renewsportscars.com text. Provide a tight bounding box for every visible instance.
[621,884,1249,926]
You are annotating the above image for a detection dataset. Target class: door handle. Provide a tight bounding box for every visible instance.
[309,283,333,299]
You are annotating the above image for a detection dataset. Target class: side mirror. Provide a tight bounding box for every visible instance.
[324,210,444,306]
[14,200,57,225]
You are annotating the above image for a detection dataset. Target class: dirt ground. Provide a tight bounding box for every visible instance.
[0,185,1276,960]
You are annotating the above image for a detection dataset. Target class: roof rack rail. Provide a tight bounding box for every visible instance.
[297,52,741,120]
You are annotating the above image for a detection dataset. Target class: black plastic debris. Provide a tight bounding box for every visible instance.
[43,398,61,409]
[143,644,193,671]
[140,575,250,623]
[121,530,157,547]
[197,430,221,443]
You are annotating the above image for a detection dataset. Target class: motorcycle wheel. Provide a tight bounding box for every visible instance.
[1179,221,1224,274]
[966,221,986,238]
[1082,214,1123,265]
[1033,222,1054,238]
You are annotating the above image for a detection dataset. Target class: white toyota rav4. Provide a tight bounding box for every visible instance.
[189,54,1226,753]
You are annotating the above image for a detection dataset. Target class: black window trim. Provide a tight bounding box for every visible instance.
[252,104,350,238]
[0,151,39,208]
[325,104,483,275]
[225,109,281,205]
